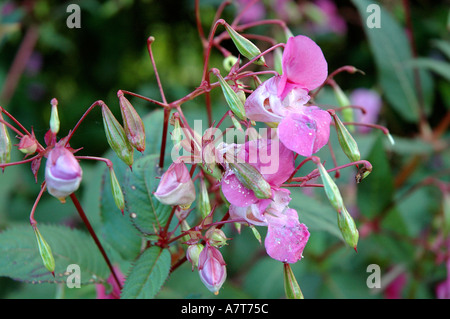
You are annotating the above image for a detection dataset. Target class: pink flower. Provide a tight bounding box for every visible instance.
[264,208,310,264]
[45,146,82,201]
[96,266,125,299]
[154,161,196,208]
[436,258,450,299]
[198,244,227,294]
[235,0,266,23]
[350,88,382,134]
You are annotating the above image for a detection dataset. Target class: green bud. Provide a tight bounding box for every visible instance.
[229,161,272,199]
[109,167,125,213]
[0,113,11,165]
[337,206,359,251]
[199,178,212,219]
[333,113,360,162]
[213,69,246,120]
[332,84,354,132]
[223,22,266,66]
[34,227,56,275]
[223,55,239,72]
[283,263,303,299]
[249,225,261,244]
[230,114,243,132]
[49,98,60,135]
[118,91,146,153]
[101,103,134,167]
[316,161,344,212]
[186,244,204,270]
[205,228,228,248]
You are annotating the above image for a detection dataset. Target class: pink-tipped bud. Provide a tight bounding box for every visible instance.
[45,146,82,202]
[154,161,196,209]
[17,135,38,155]
[198,244,227,295]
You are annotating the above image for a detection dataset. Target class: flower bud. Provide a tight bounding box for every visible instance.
[45,146,82,202]
[249,225,261,244]
[109,167,125,213]
[0,113,11,165]
[222,55,239,72]
[223,22,266,66]
[315,159,344,212]
[212,69,246,120]
[186,243,204,270]
[198,244,227,295]
[337,206,359,251]
[332,112,360,162]
[154,161,196,209]
[283,263,303,299]
[34,227,55,275]
[332,83,354,132]
[17,134,38,155]
[205,228,228,248]
[101,103,134,167]
[198,178,212,221]
[117,91,146,153]
[49,98,60,135]
[229,161,273,200]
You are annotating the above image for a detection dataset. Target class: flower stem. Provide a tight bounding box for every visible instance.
[69,193,122,290]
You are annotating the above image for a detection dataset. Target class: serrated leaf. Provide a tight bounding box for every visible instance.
[0,224,109,284]
[121,246,170,299]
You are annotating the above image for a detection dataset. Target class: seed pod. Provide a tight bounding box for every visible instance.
[283,263,303,299]
[229,161,272,200]
[332,83,354,132]
[101,103,134,167]
[34,227,56,275]
[109,167,125,214]
[316,160,344,212]
[337,206,359,251]
[223,23,265,66]
[117,91,146,153]
[0,113,11,165]
[213,69,246,120]
[249,225,261,244]
[198,178,211,221]
[332,113,360,162]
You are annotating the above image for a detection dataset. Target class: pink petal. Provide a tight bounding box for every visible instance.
[264,209,310,264]
[221,170,259,207]
[278,35,328,98]
[245,77,284,123]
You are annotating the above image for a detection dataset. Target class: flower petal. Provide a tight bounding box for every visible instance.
[221,170,259,207]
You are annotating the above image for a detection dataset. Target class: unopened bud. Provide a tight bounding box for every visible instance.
[205,228,228,248]
[249,225,261,244]
[315,159,344,212]
[0,113,11,165]
[198,178,212,220]
[34,227,55,275]
[118,91,146,153]
[223,22,266,66]
[109,167,125,213]
[283,263,303,299]
[49,98,60,135]
[332,83,354,132]
[332,113,360,162]
[17,134,37,155]
[212,69,246,120]
[186,244,204,270]
[337,206,359,251]
[198,244,227,295]
[223,55,239,72]
[228,162,272,200]
[101,103,134,167]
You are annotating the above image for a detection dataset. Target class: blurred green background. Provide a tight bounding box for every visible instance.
[0,0,449,299]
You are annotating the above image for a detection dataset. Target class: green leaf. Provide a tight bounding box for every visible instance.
[0,224,109,284]
[352,0,433,122]
[121,246,170,299]
[406,58,450,82]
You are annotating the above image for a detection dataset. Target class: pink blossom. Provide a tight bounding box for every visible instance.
[198,244,227,294]
[235,0,266,23]
[154,161,196,208]
[45,146,82,201]
[350,88,382,134]
[95,266,125,299]
[264,208,310,264]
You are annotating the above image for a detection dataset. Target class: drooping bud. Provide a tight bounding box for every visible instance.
[332,82,354,132]
[332,112,360,162]
[49,98,60,135]
[33,227,56,275]
[117,91,146,153]
[205,228,228,248]
[101,103,134,167]
[17,135,38,155]
[0,113,11,165]
[45,146,82,203]
[109,167,125,214]
[186,243,204,271]
[223,22,266,66]
[198,244,227,295]
[314,158,344,212]
[212,69,246,120]
[228,161,272,200]
[154,161,196,209]
[283,263,303,299]
[337,206,359,251]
